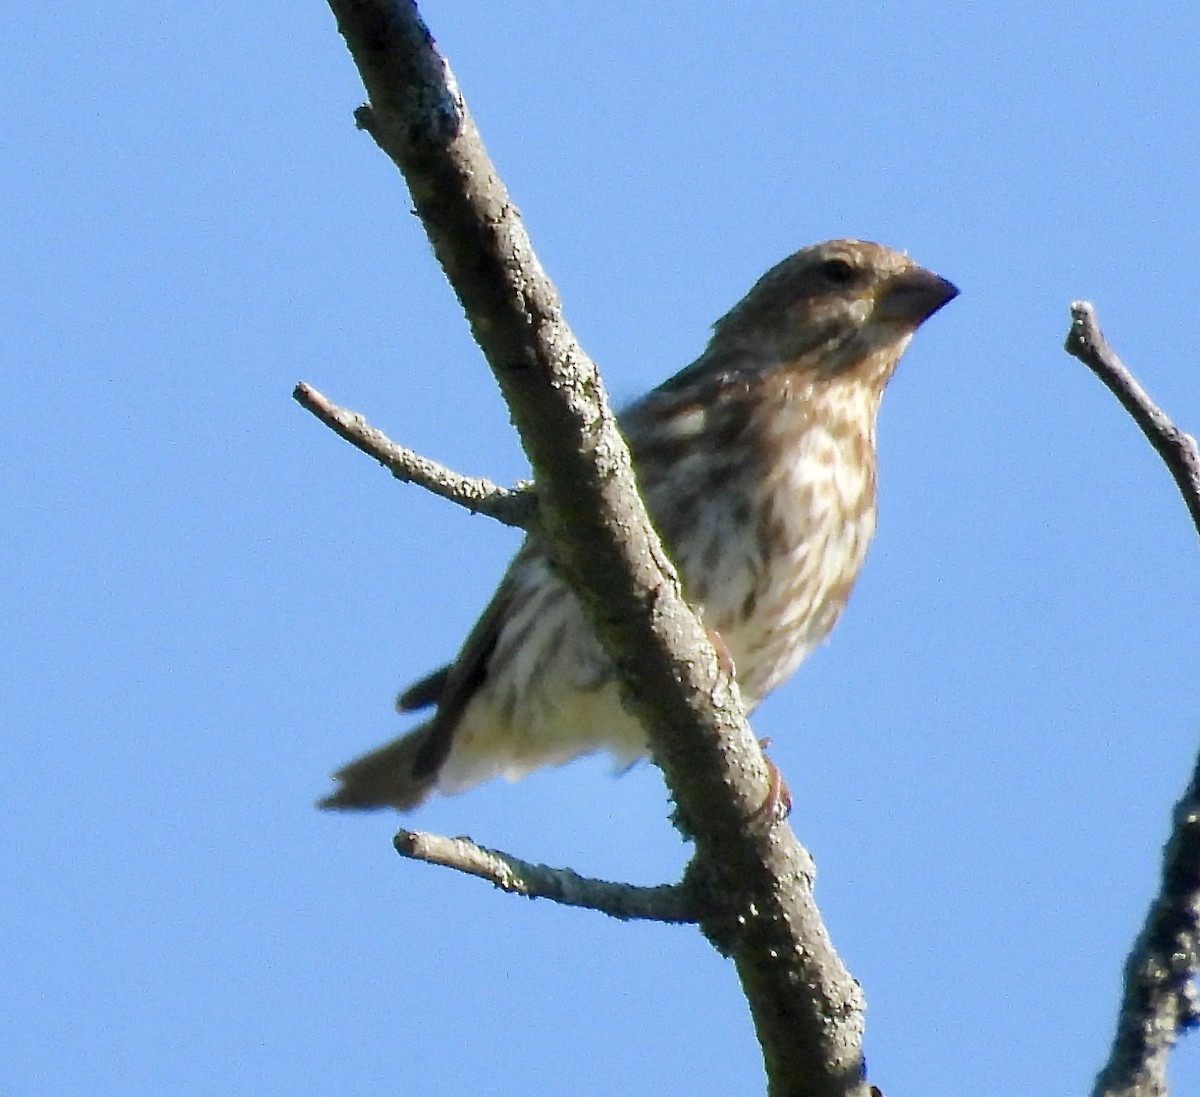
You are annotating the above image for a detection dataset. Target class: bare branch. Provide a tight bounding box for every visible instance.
[293,381,536,528]
[1092,748,1200,1097]
[1064,302,1200,542]
[322,3,870,1093]
[1062,303,1200,1093]
[394,828,696,923]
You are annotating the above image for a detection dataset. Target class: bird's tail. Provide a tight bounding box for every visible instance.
[318,724,439,812]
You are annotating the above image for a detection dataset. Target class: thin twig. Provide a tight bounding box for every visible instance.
[395,829,697,923]
[1064,302,1200,542]
[1092,749,1200,1097]
[293,381,536,528]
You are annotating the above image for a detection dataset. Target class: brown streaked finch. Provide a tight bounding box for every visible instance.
[320,239,958,811]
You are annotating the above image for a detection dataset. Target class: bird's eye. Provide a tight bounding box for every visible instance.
[819,258,857,285]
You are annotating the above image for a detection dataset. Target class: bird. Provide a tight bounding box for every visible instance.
[320,239,958,811]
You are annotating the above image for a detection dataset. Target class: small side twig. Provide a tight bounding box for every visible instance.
[293,381,537,528]
[1092,749,1200,1097]
[394,829,697,923]
[1064,302,1200,542]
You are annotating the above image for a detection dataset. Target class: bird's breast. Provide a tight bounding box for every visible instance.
[668,401,880,708]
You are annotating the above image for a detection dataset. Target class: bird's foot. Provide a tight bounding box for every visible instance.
[749,737,792,827]
[705,626,737,680]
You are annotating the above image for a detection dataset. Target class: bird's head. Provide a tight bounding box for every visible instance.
[706,239,958,387]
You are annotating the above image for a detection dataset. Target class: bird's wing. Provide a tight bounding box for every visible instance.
[406,572,515,779]
[396,664,451,711]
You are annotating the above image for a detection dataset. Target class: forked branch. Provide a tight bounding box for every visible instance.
[312,2,870,1094]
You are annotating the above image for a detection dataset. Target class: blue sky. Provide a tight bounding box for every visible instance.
[5,3,1200,1095]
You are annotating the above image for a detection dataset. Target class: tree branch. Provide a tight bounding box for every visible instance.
[318,3,870,1094]
[1062,303,1200,1094]
[394,828,696,923]
[1064,302,1200,542]
[1092,748,1200,1097]
[293,380,536,528]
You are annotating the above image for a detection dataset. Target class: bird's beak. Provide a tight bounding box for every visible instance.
[875,266,959,328]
